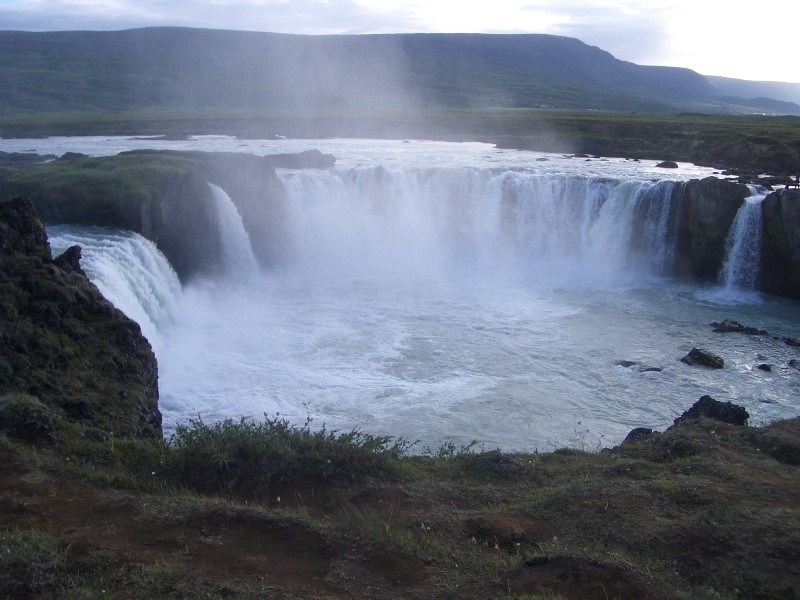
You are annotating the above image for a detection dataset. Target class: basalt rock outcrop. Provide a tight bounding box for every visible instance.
[761,188,800,299]
[0,197,161,439]
[672,176,749,281]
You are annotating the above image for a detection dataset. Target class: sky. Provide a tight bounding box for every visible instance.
[0,0,798,82]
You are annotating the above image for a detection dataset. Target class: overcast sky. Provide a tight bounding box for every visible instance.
[0,0,797,82]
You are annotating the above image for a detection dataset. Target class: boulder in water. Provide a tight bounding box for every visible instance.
[710,319,768,335]
[615,360,638,368]
[673,395,749,426]
[656,160,679,168]
[680,348,724,369]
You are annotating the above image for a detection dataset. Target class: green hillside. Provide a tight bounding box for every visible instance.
[1,27,794,117]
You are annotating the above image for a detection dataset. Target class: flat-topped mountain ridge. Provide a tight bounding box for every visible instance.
[1,27,798,116]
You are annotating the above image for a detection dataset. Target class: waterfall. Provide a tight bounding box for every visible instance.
[207,182,260,280]
[47,225,182,351]
[275,168,680,286]
[719,188,767,291]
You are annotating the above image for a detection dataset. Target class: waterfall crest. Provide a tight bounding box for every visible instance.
[276,168,681,286]
[47,225,182,350]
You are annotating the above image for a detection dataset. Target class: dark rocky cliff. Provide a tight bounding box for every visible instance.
[0,197,161,439]
[761,188,800,298]
[672,177,750,281]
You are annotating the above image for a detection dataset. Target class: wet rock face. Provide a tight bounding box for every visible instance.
[761,188,800,299]
[672,177,749,282]
[0,197,161,439]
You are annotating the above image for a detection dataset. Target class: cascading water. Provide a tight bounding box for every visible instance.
[719,188,768,292]
[47,226,182,353]
[208,182,261,280]
[276,168,681,286]
[41,154,800,451]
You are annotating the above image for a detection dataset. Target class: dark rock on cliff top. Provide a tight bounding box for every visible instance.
[680,348,724,369]
[0,192,52,261]
[52,244,84,275]
[0,197,161,439]
[673,395,749,426]
[621,427,655,445]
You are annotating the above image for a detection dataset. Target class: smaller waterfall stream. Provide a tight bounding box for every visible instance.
[47,226,182,352]
[208,182,260,279]
[719,188,768,291]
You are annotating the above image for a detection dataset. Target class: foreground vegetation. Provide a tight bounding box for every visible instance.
[1,397,799,599]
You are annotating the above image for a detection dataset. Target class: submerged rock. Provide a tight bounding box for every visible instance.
[680,348,724,369]
[615,360,638,368]
[710,319,768,335]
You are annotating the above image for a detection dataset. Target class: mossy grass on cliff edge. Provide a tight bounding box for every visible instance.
[0,152,204,230]
[0,197,161,440]
[2,411,798,599]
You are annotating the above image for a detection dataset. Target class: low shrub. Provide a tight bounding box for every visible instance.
[165,415,414,495]
[0,393,60,442]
